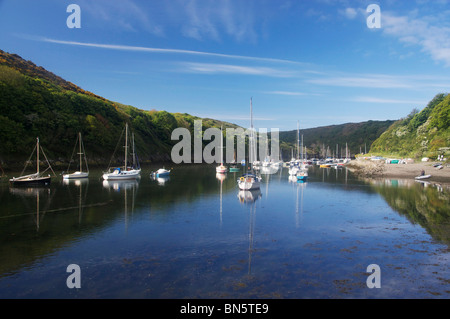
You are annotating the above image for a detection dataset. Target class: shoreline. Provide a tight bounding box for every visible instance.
[347,160,450,186]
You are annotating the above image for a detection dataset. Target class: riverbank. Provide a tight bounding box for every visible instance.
[347,159,450,185]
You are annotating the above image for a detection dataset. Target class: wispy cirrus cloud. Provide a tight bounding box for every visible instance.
[78,0,164,36]
[351,97,428,105]
[265,91,307,96]
[170,0,259,42]
[34,36,301,65]
[181,62,295,77]
[307,74,414,89]
[76,0,261,42]
[307,72,450,90]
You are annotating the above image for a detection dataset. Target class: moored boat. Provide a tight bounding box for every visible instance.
[415,174,431,180]
[216,125,227,174]
[151,168,171,178]
[296,169,308,181]
[9,137,55,186]
[103,124,141,181]
[237,98,261,191]
[63,132,89,180]
[238,173,262,190]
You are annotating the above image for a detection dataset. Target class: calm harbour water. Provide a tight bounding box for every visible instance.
[0,164,448,299]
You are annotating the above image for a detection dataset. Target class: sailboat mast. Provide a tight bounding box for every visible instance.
[301,134,304,160]
[79,132,82,173]
[36,137,39,174]
[132,133,136,168]
[124,124,128,170]
[220,125,223,165]
[250,98,254,164]
[297,121,300,159]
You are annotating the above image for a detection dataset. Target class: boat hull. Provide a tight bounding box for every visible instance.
[9,176,51,186]
[216,165,227,174]
[238,180,261,190]
[103,169,141,180]
[152,169,170,178]
[63,172,89,179]
[238,174,261,190]
[155,172,170,177]
[415,175,431,180]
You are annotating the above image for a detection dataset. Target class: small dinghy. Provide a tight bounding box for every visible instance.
[415,174,431,180]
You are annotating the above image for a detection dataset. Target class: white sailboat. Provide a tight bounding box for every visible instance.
[238,98,262,191]
[289,121,301,176]
[63,132,89,179]
[103,124,141,181]
[216,125,227,174]
[9,137,55,186]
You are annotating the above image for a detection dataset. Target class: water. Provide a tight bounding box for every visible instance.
[0,165,448,299]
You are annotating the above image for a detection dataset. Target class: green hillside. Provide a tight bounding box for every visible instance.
[279,120,395,159]
[0,49,240,168]
[370,93,450,159]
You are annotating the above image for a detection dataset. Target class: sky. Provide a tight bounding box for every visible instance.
[1,0,450,131]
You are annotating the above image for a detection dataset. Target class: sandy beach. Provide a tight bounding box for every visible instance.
[347,160,450,185]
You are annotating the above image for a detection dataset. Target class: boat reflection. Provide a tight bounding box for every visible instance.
[103,179,139,232]
[238,189,262,204]
[9,186,53,231]
[151,175,170,186]
[62,177,89,187]
[102,179,139,192]
[216,172,226,181]
[260,165,279,175]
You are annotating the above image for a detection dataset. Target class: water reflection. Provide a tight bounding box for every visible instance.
[1,165,449,298]
[237,189,262,204]
[9,186,53,232]
[295,181,307,228]
[102,179,139,192]
[364,177,450,246]
[102,179,139,232]
[150,175,170,186]
[62,177,89,225]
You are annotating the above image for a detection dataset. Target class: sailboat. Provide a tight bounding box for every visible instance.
[289,121,301,176]
[238,98,262,191]
[103,123,141,180]
[216,126,227,174]
[63,132,89,179]
[9,137,55,186]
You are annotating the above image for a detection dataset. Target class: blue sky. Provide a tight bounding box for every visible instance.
[1,0,450,131]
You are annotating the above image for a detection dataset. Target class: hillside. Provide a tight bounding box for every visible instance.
[279,120,395,159]
[370,93,450,159]
[0,49,240,168]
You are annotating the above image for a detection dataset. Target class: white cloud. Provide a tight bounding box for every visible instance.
[169,0,258,42]
[308,74,413,89]
[265,91,307,96]
[78,0,164,36]
[343,7,358,19]
[181,62,294,78]
[382,11,450,67]
[352,97,427,105]
[36,37,301,65]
